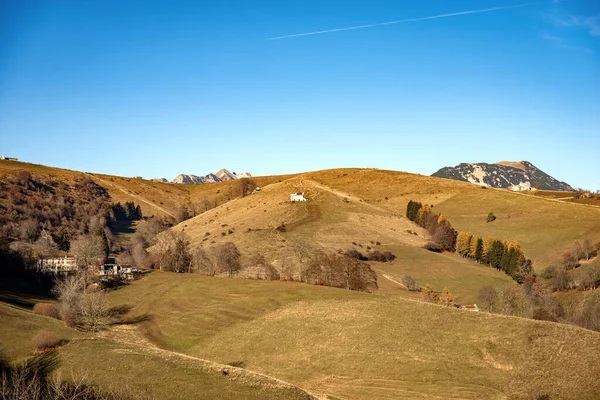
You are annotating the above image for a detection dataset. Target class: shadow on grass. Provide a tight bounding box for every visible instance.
[109,304,154,325]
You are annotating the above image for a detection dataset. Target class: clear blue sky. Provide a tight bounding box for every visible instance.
[1,0,599,189]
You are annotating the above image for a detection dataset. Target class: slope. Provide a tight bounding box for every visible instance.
[110,272,600,400]
[170,175,514,302]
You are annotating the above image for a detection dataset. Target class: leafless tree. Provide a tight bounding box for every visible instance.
[78,290,111,334]
[582,239,594,260]
[194,248,216,276]
[214,242,242,278]
[71,235,105,274]
[52,275,85,327]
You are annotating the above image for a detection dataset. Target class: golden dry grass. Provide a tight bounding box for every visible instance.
[109,272,600,400]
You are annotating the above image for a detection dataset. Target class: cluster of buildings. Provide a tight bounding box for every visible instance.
[37,256,140,280]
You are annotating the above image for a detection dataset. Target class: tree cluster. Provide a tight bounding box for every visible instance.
[406,201,457,252]
[52,274,111,333]
[344,248,395,262]
[302,251,378,292]
[562,240,598,270]
[456,232,533,283]
[0,174,111,246]
[110,202,142,221]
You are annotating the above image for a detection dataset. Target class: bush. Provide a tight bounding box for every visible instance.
[345,248,367,261]
[540,266,557,279]
[32,330,61,351]
[487,212,496,223]
[368,250,395,262]
[402,275,420,291]
[424,242,442,252]
[33,303,59,319]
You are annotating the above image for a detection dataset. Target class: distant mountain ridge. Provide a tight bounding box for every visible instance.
[172,168,252,184]
[432,161,573,191]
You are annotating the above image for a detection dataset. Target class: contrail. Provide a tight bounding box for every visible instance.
[267,3,538,40]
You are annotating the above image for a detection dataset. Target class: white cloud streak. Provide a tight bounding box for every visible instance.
[267,3,539,41]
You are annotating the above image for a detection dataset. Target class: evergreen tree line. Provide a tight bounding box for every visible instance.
[110,202,143,221]
[406,200,457,252]
[456,232,533,283]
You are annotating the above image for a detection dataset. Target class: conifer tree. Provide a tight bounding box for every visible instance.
[475,237,484,262]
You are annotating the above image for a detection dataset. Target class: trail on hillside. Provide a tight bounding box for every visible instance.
[100,324,321,399]
[302,179,392,214]
[87,174,176,217]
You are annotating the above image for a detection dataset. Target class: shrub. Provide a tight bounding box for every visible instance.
[368,250,395,262]
[424,242,442,252]
[32,330,61,351]
[401,275,420,291]
[487,212,496,223]
[345,248,367,261]
[540,266,557,279]
[33,303,59,319]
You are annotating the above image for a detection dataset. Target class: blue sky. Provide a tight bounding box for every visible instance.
[0,0,599,189]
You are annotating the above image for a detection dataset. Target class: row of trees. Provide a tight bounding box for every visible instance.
[456,232,533,283]
[406,201,457,252]
[110,202,142,221]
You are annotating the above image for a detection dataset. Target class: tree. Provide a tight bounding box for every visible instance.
[475,237,484,263]
[78,290,111,334]
[478,286,497,312]
[53,226,71,252]
[456,232,472,256]
[52,274,85,327]
[552,268,570,292]
[195,247,216,276]
[71,235,105,274]
[572,242,585,261]
[421,284,439,303]
[172,233,193,273]
[488,240,505,269]
[486,212,496,223]
[214,242,242,278]
[439,287,455,307]
[582,239,594,260]
[562,252,579,270]
[432,223,457,252]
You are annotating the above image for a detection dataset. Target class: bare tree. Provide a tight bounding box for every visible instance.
[78,290,111,334]
[194,247,216,275]
[582,239,594,261]
[214,242,242,278]
[52,275,85,327]
[71,235,105,274]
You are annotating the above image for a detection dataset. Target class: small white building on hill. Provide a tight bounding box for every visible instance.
[290,192,307,202]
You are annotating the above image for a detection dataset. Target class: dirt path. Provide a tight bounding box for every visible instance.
[302,179,391,214]
[101,324,322,399]
[87,174,176,217]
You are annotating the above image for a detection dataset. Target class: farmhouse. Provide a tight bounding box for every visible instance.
[99,258,140,280]
[37,256,77,274]
[290,192,307,202]
[509,182,535,192]
[0,155,18,161]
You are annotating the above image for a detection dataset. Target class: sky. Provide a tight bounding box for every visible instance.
[0,0,599,189]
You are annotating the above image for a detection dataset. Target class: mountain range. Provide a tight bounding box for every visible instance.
[154,169,253,184]
[431,161,574,191]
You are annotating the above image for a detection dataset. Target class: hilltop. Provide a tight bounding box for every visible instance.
[432,161,574,191]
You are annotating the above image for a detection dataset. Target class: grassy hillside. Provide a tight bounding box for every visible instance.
[0,301,313,400]
[110,272,600,400]
[301,169,600,270]
[0,159,294,219]
[169,175,514,301]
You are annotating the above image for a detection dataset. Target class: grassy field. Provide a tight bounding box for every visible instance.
[0,301,314,399]
[107,272,600,400]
